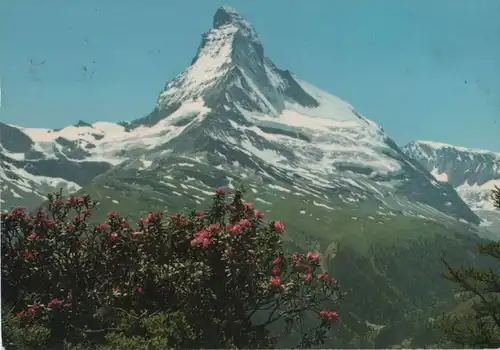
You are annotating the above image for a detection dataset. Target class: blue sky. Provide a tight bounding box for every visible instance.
[1,0,499,151]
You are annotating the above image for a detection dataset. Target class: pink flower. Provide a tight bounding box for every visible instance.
[319,272,329,280]
[306,252,321,262]
[108,211,118,218]
[202,238,211,248]
[227,224,242,235]
[109,232,118,241]
[78,197,89,205]
[254,210,264,219]
[95,223,110,231]
[67,196,77,208]
[136,287,145,294]
[195,230,209,240]
[272,266,280,276]
[23,250,36,260]
[47,298,63,308]
[80,209,91,216]
[121,218,130,228]
[195,211,204,217]
[269,276,281,287]
[112,287,120,296]
[215,187,225,195]
[319,310,339,321]
[238,219,251,228]
[273,256,282,265]
[273,220,285,233]
[304,265,311,273]
[16,310,26,318]
[304,274,313,283]
[207,223,220,232]
[191,230,212,248]
[292,252,301,263]
[26,233,39,240]
[28,305,39,314]
[244,202,253,210]
[46,220,57,228]
[10,208,26,218]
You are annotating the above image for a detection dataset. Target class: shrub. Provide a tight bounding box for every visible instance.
[1,187,343,349]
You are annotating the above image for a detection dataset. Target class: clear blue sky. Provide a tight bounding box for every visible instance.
[1,0,499,151]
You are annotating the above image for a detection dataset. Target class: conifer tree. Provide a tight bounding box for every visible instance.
[439,186,500,348]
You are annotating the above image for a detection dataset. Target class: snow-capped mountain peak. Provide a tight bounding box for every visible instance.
[212,5,260,43]
[1,6,481,228]
[153,5,267,115]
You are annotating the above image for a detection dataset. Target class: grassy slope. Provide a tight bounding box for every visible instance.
[60,164,488,348]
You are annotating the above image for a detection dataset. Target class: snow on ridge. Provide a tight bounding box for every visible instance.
[19,122,127,144]
[7,100,211,165]
[0,159,81,196]
[411,140,500,156]
[157,25,237,108]
[457,179,500,211]
[430,168,449,182]
[230,73,402,176]
[292,77,381,130]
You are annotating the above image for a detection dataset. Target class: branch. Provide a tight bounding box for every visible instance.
[441,256,500,328]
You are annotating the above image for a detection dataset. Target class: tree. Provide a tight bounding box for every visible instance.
[438,186,500,348]
[1,187,343,349]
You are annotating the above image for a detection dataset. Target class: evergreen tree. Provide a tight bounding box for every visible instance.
[438,186,500,348]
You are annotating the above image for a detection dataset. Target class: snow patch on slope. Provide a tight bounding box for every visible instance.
[232,76,401,176]
[430,168,449,182]
[157,26,237,108]
[417,140,500,156]
[457,179,500,211]
[8,100,211,165]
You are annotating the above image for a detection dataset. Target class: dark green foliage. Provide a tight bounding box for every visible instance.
[438,186,500,348]
[1,188,342,349]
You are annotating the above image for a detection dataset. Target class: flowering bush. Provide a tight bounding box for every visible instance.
[1,188,342,349]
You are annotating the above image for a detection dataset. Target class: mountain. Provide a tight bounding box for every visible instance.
[0,121,112,208]
[0,5,488,347]
[403,140,500,232]
[0,6,479,227]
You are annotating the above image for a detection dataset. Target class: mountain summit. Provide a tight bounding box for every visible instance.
[0,6,480,227]
[213,5,252,28]
[138,5,320,127]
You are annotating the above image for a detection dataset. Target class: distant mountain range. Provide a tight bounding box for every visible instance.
[0,5,496,347]
[402,140,500,233]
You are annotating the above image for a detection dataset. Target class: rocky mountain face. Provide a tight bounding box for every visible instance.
[0,6,480,227]
[403,140,500,231]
